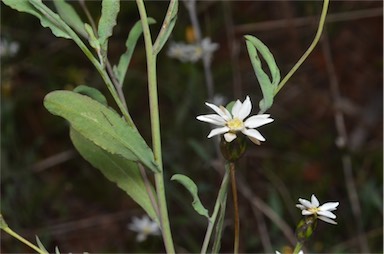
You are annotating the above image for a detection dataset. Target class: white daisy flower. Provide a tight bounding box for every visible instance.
[296,194,339,225]
[128,215,161,242]
[196,96,274,144]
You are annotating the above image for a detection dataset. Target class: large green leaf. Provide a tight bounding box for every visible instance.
[171,174,209,219]
[245,35,281,113]
[70,128,158,221]
[44,91,160,173]
[73,85,108,106]
[113,18,156,86]
[53,0,87,38]
[3,0,71,39]
[98,0,120,53]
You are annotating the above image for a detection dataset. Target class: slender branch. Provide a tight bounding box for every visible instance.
[78,0,97,34]
[2,226,47,254]
[135,1,175,253]
[293,242,303,254]
[230,162,239,254]
[274,0,330,96]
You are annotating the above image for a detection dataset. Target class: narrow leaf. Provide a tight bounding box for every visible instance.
[114,18,156,86]
[84,23,100,51]
[171,174,209,219]
[35,236,49,254]
[245,35,281,113]
[211,192,228,253]
[70,128,158,221]
[153,0,178,55]
[3,0,71,39]
[98,0,120,52]
[53,0,87,38]
[44,91,160,173]
[73,85,108,106]
[55,246,61,254]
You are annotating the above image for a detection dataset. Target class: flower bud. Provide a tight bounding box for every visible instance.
[295,215,317,244]
[220,134,247,162]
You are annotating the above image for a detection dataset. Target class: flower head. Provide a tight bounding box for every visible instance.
[128,215,161,242]
[167,37,219,63]
[196,96,273,145]
[275,250,303,254]
[296,194,339,225]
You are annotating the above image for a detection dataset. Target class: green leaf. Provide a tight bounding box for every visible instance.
[171,174,209,219]
[245,35,281,113]
[35,236,49,254]
[98,0,120,52]
[113,18,156,86]
[84,23,100,51]
[212,194,227,254]
[73,85,108,106]
[3,0,71,39]
[53,0,87,38]
[44,90,160,173]
[153,0,178,55]
[70,128,158,221]
[55,246,61,254]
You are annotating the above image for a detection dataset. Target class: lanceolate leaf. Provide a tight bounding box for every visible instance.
[114,18,156,86]
[70,128,158,221]
[171,174,209,219]
[3,0,71,39]
[98,0,120,52]
[53,0,87,38]
[245,35,281,113]
[44,91,160,173]
[73,85,108,106]
[35,236,49,254]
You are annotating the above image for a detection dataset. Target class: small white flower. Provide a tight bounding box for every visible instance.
[128,215,161,242]
[275,251,303,254]
[0,38,19,58]
[296,194,339,225]
[196,95,274,144]
[167,37,219,63]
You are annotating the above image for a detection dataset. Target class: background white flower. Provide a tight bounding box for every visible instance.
[197,96,273,144]
[296,194,339,224]
[128,215,161,242]
[275,250,303,254]
[167,37,219,63]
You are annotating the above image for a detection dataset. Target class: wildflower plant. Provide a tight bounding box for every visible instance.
[1,0,336,253]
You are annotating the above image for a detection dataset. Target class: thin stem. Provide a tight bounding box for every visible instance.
[230,162,239,254]
[78,0,98,34]
[274,0,330,96]
[293,242,303,254]
[2,227,47,254]
[136,1,175,253]
[201,167,230,254]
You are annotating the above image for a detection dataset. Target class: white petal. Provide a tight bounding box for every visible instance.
[311,194,320,207]
[318,216,337,225]
[302,210,313,216]
[136,233,147,242]
[317,210,336,219]
[242,128,265,142]
[296,204,306,210]
[319,202,339,211]
[298,251,304,254]
[231,99,242,117]
[275,251,281,254]
[197,114,226,125]
[205,102,231,121]
[237,96,252,120]
[298,198,312,208]
[207,127,229,138]
[244,115,274,128]
[224,132,237,142]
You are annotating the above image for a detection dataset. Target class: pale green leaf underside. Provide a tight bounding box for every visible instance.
[70,128,158,221]
[73,85,108,106]
[245,35,281,113]
[98,0,120,52]
[3,0,71,39]
[171,174,209,219]
[44,91,159,173]
[53,0,87,38]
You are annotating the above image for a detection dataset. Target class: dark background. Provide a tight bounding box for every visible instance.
[1,1,382,253]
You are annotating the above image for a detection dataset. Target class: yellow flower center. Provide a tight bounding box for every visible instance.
[308,207,320,214]
[226,118,244,131]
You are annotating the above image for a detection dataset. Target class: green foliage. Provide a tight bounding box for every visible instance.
[114,18,157,86]
[171,174,209,219]
[2,0,71,39]
[70,128,158,221]
[98,0,120,53]
[53,0,87,38]
[84,23,100,51]
[43,91,160,173]
[245,35,281,113]
[35,236,49,254]
[73,85,108,106]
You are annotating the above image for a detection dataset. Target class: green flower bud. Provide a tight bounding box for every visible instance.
[220,134,247,162]
[295,215,318,244]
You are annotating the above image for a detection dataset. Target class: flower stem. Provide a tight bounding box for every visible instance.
[136,0,175,253]
[293,242,303,254]
[200,167,230,254]
[1,226,47,254]
[230,162,240,254]
[274,0,330,96]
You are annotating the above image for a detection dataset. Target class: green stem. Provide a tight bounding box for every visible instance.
[136,1,175,253]
[274,0,330,96]
[293,242,303,254]
[2,227,47,254]
[230,162,239,254]
[201,167,230,254]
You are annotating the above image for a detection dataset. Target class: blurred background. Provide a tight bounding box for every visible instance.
[1,1,382,253]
